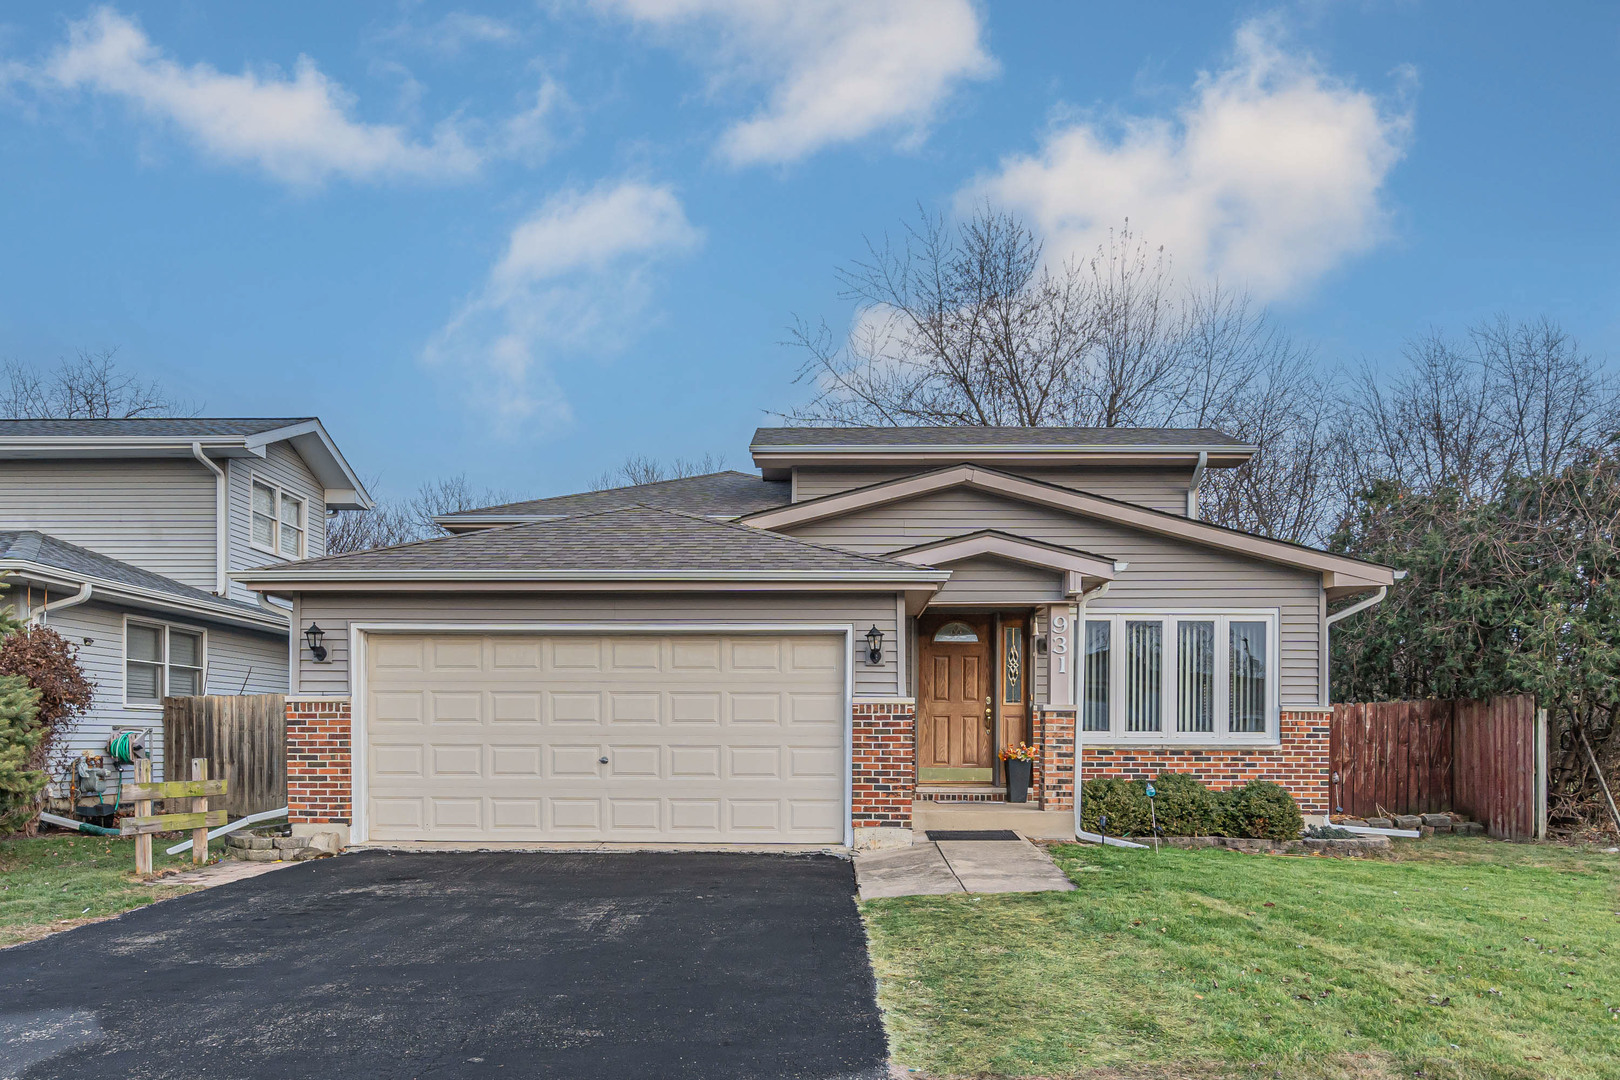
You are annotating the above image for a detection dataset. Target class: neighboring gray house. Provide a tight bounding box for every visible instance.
[239,426,1397,851]
[0,418,371,781]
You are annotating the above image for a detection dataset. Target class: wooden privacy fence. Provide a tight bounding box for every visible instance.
[163,694,286,817]
[1331,694,1546,840]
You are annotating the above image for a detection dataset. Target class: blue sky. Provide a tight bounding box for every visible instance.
[1,2,1615,503]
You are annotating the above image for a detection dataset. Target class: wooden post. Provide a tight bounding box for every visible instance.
[134,757,153,876]
[191,758,210,865]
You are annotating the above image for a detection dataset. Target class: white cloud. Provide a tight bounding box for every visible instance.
[35,6,480,184]
[424,181,703,432]
[593,0,994,165]
[970,21,1412,300]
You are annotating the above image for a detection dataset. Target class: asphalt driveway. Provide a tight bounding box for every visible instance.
[0,851,888,1080]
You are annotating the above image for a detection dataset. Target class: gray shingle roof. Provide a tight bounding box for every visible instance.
[0,418,314,438]
[442,471,791,521]
[750,426,1252,449]
[0,530,274,620]
[251,506,926,575]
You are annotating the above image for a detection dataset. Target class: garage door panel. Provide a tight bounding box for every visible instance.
[366,633,845,844]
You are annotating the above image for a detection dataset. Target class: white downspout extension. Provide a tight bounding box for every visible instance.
[1186,451,1208,520]
[191,442,228,596]
[29,582,92,626]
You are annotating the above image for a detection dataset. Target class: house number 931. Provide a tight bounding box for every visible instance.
[1050,614,1070,674]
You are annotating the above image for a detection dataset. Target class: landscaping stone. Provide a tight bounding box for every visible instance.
[1162,835,1390,857]
[226,834,274,850]
[1366,817,1394,829]
[306,832,343,854]
[1457,821,1486,836]
[236,848,280,863]
[272,836,307,851]
[1421,814,1452,827]
[1394,815,1423,830]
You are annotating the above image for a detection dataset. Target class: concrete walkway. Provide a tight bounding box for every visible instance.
[855,838,1075,900]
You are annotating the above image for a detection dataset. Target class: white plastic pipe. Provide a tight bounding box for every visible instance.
[40,810,120,836]
[1333,822,1421,838]
[1326,586,1388,626]
[1075,829,1148,849]
[166,806,288,855]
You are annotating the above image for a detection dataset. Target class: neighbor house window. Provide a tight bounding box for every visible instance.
[252,479,305,559]
[1079,612,1278,742]
[125,620,205,706]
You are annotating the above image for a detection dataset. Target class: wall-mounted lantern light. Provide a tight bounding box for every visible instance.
[865,624,884,666]
[304,623,328,662]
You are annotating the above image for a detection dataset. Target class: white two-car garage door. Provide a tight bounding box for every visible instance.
[362,632,847,844]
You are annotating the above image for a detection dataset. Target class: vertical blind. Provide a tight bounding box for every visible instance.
[1124,620,1162,732]
[1229,621,1268,732]
[1083,621,1110,731]
[1176,620,1215,732]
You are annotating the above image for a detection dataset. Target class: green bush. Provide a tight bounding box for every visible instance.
[1147,772,1221,836]
[1079,777,1151,836]
[1218,779,1305,841]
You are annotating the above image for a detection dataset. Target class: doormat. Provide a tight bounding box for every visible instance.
[925,830,1021,841]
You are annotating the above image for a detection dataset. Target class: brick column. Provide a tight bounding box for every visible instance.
[851,700,916,848]
[286,697,352,840]
[1033,706,1076,811]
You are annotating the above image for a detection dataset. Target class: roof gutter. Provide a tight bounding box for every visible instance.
[191,442,228,595]
[29,581,92,626]
[235,568,954,586]
[2,563,286,632]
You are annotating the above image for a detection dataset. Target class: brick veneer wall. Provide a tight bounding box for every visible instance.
[1078,710,1331,815]
[286,697,352,826]
[1031,707,1077,811]
[852,701,916,830]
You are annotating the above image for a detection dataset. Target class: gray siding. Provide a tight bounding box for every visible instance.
[787,487,1322,705]
[0,460,216,588]
[40,600,287,783]
[227,442,327,604]
[930,556,1064,606]
[794,465,1193,514]
[293,591,903,698]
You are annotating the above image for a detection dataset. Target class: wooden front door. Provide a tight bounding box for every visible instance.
[918,616,993,782]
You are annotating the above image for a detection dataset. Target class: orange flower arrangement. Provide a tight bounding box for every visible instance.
[999,742,1039,762]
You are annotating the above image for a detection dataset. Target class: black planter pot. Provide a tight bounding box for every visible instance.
[1005,759,1033,803]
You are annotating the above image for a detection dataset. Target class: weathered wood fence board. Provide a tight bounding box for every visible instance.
[1331,694,1541,840]
[163,694,286,816]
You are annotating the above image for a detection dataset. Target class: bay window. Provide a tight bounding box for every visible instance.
[1078,612,1278,742]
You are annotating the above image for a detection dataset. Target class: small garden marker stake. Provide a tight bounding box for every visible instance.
[1145,783,1160,852]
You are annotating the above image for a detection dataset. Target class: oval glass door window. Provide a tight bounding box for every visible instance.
[932,621,980,643]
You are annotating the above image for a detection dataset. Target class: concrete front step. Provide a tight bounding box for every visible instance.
[912,801,1074,841]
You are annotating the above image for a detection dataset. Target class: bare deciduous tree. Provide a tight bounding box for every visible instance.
[325,474,520,554]
[2,349,196,419]
[784,207,1335,541]
[591,453,726,491]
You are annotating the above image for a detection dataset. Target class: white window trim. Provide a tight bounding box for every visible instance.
[250,477,307,560]
[1078,608,1280,746]
[123,614,208,709]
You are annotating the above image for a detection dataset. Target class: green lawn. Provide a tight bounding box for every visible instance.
[0,833,207,948]
[862,837,1620,1079]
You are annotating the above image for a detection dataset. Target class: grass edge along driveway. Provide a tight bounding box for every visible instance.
[1,834,204,948]
[861,837,1620,1080]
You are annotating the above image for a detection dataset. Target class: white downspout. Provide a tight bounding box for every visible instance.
[1186,451,1208,519]
[30,582,92,626]
[1073,579,1111,840]
[1321,577,1400,707]
[191,442,228,596]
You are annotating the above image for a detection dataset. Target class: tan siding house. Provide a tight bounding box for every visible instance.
[240,425,1395,851]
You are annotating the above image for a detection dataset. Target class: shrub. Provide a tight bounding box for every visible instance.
[1147,772,1221,836]
[1218,779,1305,841]
[0,622,94,836]
[1079,777,1151,836]
[0,674,43,835]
